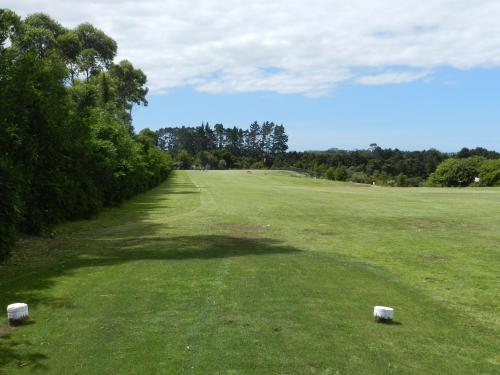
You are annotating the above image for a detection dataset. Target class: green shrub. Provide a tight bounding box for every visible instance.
[314,163,328,178]
[325,167,335,180]
[350,172,370,184]
[428,157,484,187]
[396,173,408,187]
[479,159,500,186]
[334,166,349,181]
[218,159,227,170]
[0,159,22,261]
[406,176,423,187]
[250,161,265,169]
[175,150,192,169]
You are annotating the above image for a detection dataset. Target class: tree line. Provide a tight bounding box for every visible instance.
[274,146,499,186]
[0,10,173,261]
[163,133,447,184]
[161,127,500,188]
[272,145,446,186]
[156,121,288,167]
[274,146,499,187]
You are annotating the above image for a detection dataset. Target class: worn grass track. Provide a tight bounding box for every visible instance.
[1,170,499,374]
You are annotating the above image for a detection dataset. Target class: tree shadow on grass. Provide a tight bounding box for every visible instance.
[0,228,302,371]
[0,234,301,308]
[86,234,300,261]
[164,191,200,195]
[0,332,48,371]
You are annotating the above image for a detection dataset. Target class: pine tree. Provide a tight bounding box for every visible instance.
[271,124,288,155]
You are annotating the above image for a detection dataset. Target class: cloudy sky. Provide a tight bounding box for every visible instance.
[5,0,500,150]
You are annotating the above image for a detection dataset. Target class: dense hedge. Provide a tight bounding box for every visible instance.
[0,10,173,261]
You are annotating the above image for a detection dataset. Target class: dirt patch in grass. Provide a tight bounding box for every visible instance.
[299,228,336,237]
[221,223,268,237]
[423,254,449,261]
[222,315,238,325]
[405,218,450,231]
[318,231,336,236]
[400,218,482,232]
[0,322,12,336]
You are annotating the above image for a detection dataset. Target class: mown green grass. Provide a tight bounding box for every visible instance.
[1,170,499,374]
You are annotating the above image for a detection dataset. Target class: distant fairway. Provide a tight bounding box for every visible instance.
[1,170,499,374]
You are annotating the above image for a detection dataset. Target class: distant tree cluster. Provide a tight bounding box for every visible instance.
[271,146,448,186]
[0,10,173,260]
[273,146,499,187]
[455,147,500,160]
[156,122,288,169]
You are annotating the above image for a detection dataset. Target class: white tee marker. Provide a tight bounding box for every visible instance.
[373,306,394,323]
[7,303,29,324]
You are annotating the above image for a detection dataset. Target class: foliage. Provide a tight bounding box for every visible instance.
[427,148,500,188]
[0,159,21,260]
[0,9,173,260]
[175,149,192,169]
[428,157,485,187]
[350,172,371,184]
[273,147,447,186]
[217,159,227,170]
[478,159,500,186]
[325,167,335,180]
[157,121,289,171]
[156,121,288,159]
[456,147,500,159]
[396,173,408,187]
[334,165,349,181]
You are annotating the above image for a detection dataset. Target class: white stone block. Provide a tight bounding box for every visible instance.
[7,303,29,322]
[373,306,394,322]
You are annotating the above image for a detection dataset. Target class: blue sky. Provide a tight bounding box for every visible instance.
[134,67,500,151]
[6,1,500,152]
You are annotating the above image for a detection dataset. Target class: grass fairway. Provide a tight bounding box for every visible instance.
[1,170,499,374]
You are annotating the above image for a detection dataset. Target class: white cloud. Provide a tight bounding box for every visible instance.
[5,0,500,95]
[356,71,430,85]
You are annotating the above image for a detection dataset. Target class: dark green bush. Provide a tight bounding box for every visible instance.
[334,166,349,181]
[350,172,371,184]
[0,159,22,260]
